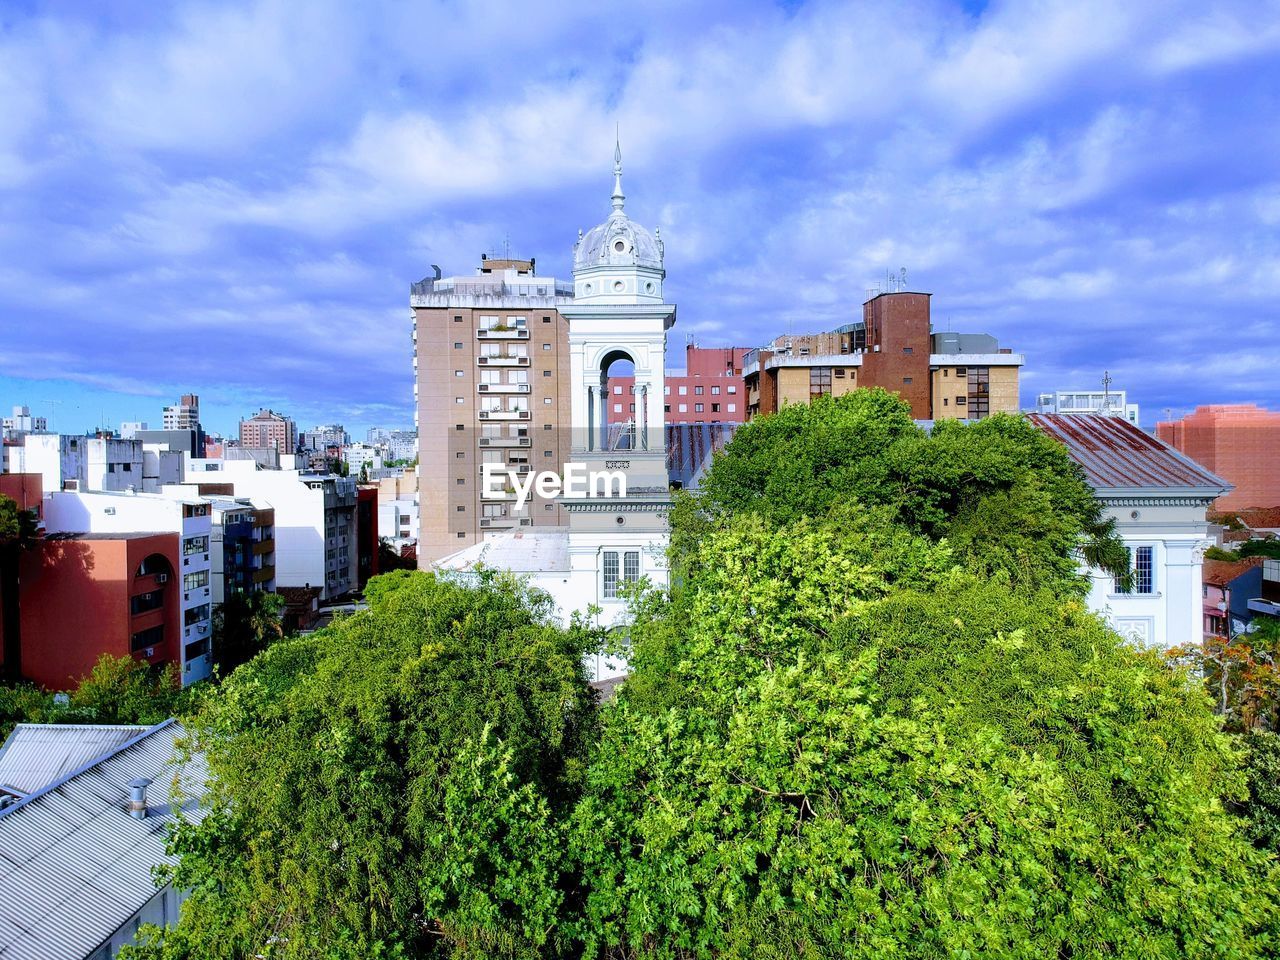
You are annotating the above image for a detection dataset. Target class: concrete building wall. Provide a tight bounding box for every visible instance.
[1157,404,1280,511]
[18,533,181,689]
[413,265,573,565]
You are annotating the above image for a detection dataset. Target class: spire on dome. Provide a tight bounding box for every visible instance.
[611,128,625,216]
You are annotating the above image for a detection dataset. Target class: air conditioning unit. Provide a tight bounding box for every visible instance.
[144,646,155,657]
[519,518,532,526]
[156,574,168,584]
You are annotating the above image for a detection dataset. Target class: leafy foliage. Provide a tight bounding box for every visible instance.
[692,390,1128,595]
[133,569,598,959]
[211,590,286,671]
[575,513,1280,958]
[1236,730,1280,854]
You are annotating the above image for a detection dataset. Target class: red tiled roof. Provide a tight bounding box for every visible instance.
[1027,414,1230,493]
[1202,556,1265,587]
[1231,507,1280,530]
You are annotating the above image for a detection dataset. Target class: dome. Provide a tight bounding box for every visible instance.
[573,141,664,272]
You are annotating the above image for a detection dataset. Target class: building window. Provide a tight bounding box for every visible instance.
[543,369,552,377]
[544,423,552,430]
[184,604,211,627]
[613,404,622,413]
[664,385,670,396]
[727,403,736,413]
[455,370,464,377]
[679,404,687,413]
[458,532,466,538]
[543,316,552,323]
[728,385,737,394]
[603,551,620,599]
[183,571,208,591]
[679,386,688,396]
[903,347,913,354]
[624,550,640,584]
[711,386,720,395]
[967,367,990,419]
[695,386,704,395]
[1116,546,1156,595]
[456,506,465,512]
[614,385,622,395]
[130,591,163,615]
[695,403,704,413]
[456,478,465,485]
[711,403,720,413]
[956,396,967,406]
[454,342,462,349]
[545,503,554,511]
[542,343,551,351]
[903,377,913,384]
[810,367,833,399]
[183,535,209,556]
[456,424,465,431]
[131,624,165,653]
[664,404,671,413]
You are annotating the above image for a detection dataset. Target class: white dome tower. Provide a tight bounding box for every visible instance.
[572,140,665,304]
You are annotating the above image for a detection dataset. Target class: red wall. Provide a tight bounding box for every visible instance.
[860,292,932,419]
[606,345,749,426]
[18,534,180,690]
[1158,404,1280,511]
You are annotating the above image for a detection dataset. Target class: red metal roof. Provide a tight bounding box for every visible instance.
[1027,413,1229,493]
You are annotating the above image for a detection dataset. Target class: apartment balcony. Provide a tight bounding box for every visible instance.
[480,516,533,528]
[477,383,530,394]
[477,356,530,367]
[478,410,530,421]
[480,487,518,501]
[478,436,531,447]
[253,538,274,555]
[253,565,276,585]
[476,328,529,340]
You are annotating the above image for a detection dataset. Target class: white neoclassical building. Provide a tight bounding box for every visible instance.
[436,144,676,678]
[1029,413,1230,649]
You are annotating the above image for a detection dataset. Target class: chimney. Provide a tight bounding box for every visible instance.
[127,777,153,819]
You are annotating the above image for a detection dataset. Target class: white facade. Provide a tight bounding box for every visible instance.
[2,404,47,439]
[184,458,357,599]
[1037,390,1140,426]
[379,496,419,548]
[42,490,215,684]
[1085,498,1212,649]
[13,434,182,495]
[343,442,384,474]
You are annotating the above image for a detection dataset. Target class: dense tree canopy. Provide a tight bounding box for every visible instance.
[123,393,1277,959]
[129,569,599,959]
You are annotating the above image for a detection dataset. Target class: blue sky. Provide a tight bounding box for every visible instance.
[1,0,1277,437]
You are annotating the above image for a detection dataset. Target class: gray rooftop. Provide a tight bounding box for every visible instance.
[0,721,207,960]
[0,725,148,797]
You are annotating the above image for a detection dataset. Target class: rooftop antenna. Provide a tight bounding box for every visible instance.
[1102,370,1113,415]
[40,398,62,432]
[503,233,511,260]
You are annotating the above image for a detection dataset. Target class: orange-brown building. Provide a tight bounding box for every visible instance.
[1157,404,1280,511]
[16,532,182,690]
[744,290,1023,420]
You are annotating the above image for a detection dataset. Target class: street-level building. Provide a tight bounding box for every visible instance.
[1029,413,1230,650]
[411,256,575,563]
[16,532,183,689]
[184,458,357,600]
[41,490,216,683]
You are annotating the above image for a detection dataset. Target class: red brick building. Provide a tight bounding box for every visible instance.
[607,344,750,425]
[1157,404,1280,511]
[16,532,182,689]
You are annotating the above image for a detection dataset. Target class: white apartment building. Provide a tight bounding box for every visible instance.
[1036,389,1140,426]
[342,442,383,474]
[183,458,357,600]
[2,405,47,440]
[42,490,215,684]
[14,434,182,495]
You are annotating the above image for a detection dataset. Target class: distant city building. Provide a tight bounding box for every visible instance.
[162,394,201,431]
[411,255,575,562]
[376,469,419,549]
[1029,413,1229,650]
[12,434,182,495]
[238,408,298,455]
[744,292,1023,420]
[1156,404,1280,511]
[183,458,356,600]
[1036,389,1139,425]
[42,490,216,684]
[304,424,349,449]
[366,426,390,445]
[202,497,276,604]
[119,421,149,439]
[608,345,749,426]
[2,405,47,440]
[343,442,383,474]
[387,429,417,463]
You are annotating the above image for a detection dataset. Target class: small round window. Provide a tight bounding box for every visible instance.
[583,283,593,294]
[613,280,625,292]
[613,239,627,253]
[645,282,655,294]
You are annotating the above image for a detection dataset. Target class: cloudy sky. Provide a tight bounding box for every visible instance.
[1,0,1277,437]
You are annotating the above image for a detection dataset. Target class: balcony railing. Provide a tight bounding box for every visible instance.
[477,383,530,393]
[478,437,531,447]
[477,356,530,366]
[478,410,530,421]
[476,328,529,340]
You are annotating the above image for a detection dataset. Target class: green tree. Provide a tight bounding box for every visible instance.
[132,569,598,959]
[691,390,1127,596]
[211,590,285,671]
[573,513,1280,959]
[0,493,40,683]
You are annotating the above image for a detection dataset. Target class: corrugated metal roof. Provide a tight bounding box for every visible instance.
[0,725,148,796]
[0,721,207,960]
[1027,413,1231,495]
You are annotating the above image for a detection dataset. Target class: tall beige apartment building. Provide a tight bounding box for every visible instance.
[412,257,575,563]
